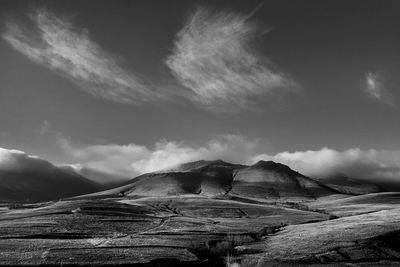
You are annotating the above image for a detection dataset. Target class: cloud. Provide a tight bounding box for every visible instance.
[54,125,400,186]
[6,121,400,188]
[59,134,261,181]
[60,140,149,180]
[31,120,400,186]
[130,134,259,173]
[0,147,101,202]
[253,147,400,183]
[166,7,296,111]
[0,147,51,171]
[3,7,296,112]
[363,72,396,107]
[2,8,163,105]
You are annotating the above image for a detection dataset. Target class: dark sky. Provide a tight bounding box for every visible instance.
[0,0,399,180]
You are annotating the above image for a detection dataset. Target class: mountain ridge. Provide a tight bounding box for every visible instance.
[0,167,100,202]
[79,159,355,200]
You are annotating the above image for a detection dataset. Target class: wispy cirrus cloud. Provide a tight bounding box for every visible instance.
[2,8,163,105]
[166,7,297,111]
[3,7,296,112]
[363,72,396,108]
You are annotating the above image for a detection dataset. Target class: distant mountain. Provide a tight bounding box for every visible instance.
[62,165,129,186]
[81,160,342,200]
[0,153,389,203]
[322,175,381,195]
[0,148,100,202]
[0,169,100,202]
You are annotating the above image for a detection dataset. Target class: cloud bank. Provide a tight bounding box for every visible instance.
[57,132,400,187]
[254,147,400,183]
[166,7,296,111]
[0,147,101,202]
[59,135,260,181]
[2,134,400,188]
[363,72,396,107]
[0,147,52,172]
[2,8,162,105]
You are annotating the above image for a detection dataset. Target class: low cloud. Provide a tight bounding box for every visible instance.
[363,72,396,107]
[253,147,400,183]
[0,147,52,172]
[60,141,149,180]
[59,135,261,181]
[130,135,259,173]
[60,136,400,187]
[166,7,296,111]
[2,8,163,105]
[3,134,400,188]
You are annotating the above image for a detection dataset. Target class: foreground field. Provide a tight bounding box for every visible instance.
[1,192,400,266]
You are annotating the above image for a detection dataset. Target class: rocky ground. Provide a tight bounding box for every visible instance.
[0,192,400,266]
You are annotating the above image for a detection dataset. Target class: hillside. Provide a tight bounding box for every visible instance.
[0,159,399,265]
[231,160,338,200]
[323,175,381,195]
[82,160,341,201]
[0,160,100,202]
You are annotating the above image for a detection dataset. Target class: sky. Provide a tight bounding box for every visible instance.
[0,0,400,183]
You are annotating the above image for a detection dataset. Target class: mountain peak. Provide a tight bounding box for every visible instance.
[252,160,293,172]
[172,159,242,172]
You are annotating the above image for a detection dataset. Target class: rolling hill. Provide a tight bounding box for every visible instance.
[0,148,100,202]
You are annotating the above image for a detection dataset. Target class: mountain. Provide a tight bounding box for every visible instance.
[82,160,341,200]
[64,165,129,186]
[2,154,381,203]
[322,175,381,195]
[85,160,242,198]
[167,159,244,173]
[0,148,100,202]
[0,169,100,202]
[231,160,338,200]
[3,158,399,266]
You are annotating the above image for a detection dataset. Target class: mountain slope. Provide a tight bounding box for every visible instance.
[0,148,100,202]
[0,168,100,202]
[85,160,242,198]
[322,175,381,195]
[83,160,341,200]
[231,160,338,200]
